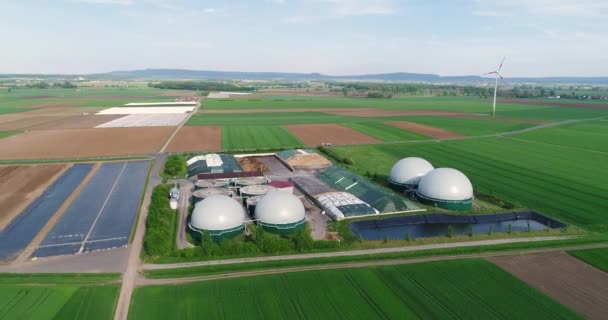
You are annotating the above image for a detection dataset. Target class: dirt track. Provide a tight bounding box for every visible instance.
[499,99,608,110]
[284,124,381,146]
[0,164,69,230]
[386,121,467,139]
[165,126,222,153]
[489,251,608,320]
[0,127,174,160]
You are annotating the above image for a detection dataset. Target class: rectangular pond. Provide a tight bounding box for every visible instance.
[349,211,566,240]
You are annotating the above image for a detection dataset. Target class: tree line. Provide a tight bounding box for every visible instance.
[149,81,255,92]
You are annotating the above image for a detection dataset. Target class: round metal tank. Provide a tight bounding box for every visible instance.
[240,185,276,198]
[417,168,473,201]
[192,188,231,204]
[389,157,434,187]
[234,177,267,188]
[194,179,229,190]
[190,195,245,233]
[255,191,305,231]
[246,195,263,216]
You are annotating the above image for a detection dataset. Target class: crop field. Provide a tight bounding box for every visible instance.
[0,164,67,229]
[165,126,222,153]
[222,125,303,151]
[568,248,608,272]
[0,130,20,139]
[0,164,92,261]
[490,252,608,319]
[391,116,535,135]
[201,96,608,121]
[341,122,430,141]
[130,259,579,320]
[0,284,118,320]
[0,127,173,160]
[0,87,181,115]
[187,112,364,126]
[333,136,608,230]
[512,120,608,152]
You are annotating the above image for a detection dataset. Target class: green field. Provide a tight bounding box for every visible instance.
[222,125,303,150]
[0,273,119,320]
[0,131,20,139]
[342,122,430,141]
[0,87,184,115]
[568,248,608,272]
[512,120,608,152]
[187,112,364,125]
[201,96,608,121]
[131,259,580,319]
[392,116,535,135]
[333,135,608,230]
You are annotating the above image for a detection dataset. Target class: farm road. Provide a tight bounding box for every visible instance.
[159,99,202,153]
[113,153,165,320]
[138,242,608,286]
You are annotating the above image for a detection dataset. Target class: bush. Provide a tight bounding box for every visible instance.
[143,185,176,256]
[163,155,186,178]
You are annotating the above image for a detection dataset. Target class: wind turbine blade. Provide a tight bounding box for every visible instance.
[498,56,506,71]
[497,73,510,86]
[482,71,497,75]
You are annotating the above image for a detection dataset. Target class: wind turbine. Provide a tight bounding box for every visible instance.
[483,57,507,117]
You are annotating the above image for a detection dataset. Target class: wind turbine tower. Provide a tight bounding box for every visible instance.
[483,57,507,117]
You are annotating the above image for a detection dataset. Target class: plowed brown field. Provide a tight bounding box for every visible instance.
[165,126,222,152]
[489,252,608,320]
[29,115,125,130]
[0,127,173,160]
[284,124,381,146]
[0,115,73,131]
[0,164,69,229]
[385,121,467,139]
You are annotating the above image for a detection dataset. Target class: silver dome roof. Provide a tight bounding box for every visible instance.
[255,191,305,224]
[389,157,434,185]
[191,195,245,231]
[417,168,473,201]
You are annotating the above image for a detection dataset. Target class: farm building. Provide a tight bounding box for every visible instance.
[187,154,243,177]
[189,195,246,241]
[254,191,306,234]
[415,168,474,210]
[388,157,434,190]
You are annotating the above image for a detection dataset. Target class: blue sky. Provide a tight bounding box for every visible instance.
[1,0,607,76]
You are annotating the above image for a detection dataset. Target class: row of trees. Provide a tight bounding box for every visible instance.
[149,81,254,92]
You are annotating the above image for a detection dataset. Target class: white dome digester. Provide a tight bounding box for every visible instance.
[416,168,473,201]
[389,157,434,186]
[255,191,305,225]
[190,195,245,232]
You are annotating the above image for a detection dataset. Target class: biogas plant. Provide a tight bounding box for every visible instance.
[182,151,476,243]
[388,157,474,210]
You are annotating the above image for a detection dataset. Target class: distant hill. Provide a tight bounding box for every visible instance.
[91,69,608,84]
[3,69,608,84]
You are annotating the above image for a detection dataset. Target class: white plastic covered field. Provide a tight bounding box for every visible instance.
[96,114,188,128]
[96,107,195,115]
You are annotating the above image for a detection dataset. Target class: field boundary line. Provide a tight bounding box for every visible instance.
[137,242,608,286]
[78,162,128,254]
[160,99,202,153]
[14,163,101,263]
